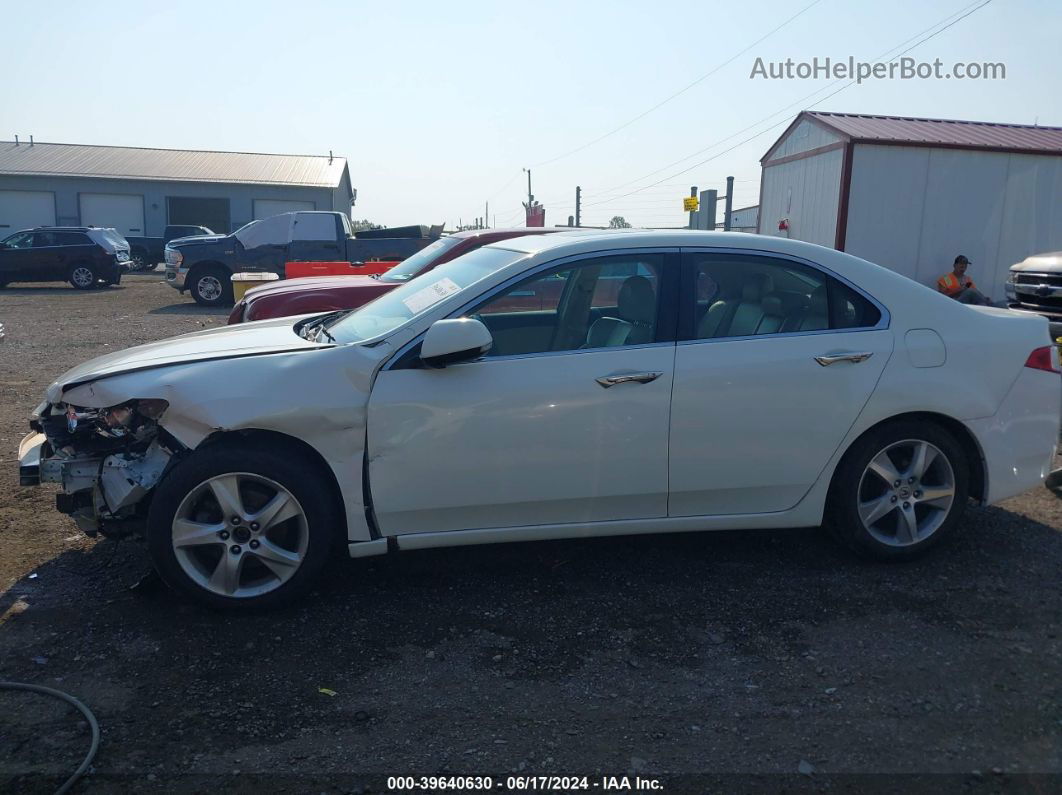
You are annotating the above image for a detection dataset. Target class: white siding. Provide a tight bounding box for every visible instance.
[728,205,759,230]
[758,148,843,247]
[764,119,842,162]
[844,144,1062,300]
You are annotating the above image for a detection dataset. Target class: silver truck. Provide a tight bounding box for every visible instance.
[1006,251,1062,341]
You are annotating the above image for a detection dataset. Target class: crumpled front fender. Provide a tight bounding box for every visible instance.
[58,342,391,544]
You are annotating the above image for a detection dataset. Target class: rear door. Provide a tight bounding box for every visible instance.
[367,250,680,536]
[668,249,893,516]
[288,213,343,263]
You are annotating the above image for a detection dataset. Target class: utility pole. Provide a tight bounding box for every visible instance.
[575,186,581,227]
[723,176,734,231]
[688,186,698,230]
[524,168,533,206]
[485,202,489,228]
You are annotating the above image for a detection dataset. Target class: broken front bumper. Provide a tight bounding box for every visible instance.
[18,431,45,486]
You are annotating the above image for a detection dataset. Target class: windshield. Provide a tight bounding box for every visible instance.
[379,237,464,283]
[324,245,526,344]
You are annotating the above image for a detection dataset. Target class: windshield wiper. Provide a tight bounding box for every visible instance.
[315,325,337,343]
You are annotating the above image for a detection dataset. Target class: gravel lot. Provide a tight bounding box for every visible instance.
[1,275,1061,792]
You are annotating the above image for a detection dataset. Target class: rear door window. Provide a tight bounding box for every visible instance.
[291,214,337,241]
[683,252,881,339]
[55,232,92,246]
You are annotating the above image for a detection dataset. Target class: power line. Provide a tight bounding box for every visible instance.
[531,0,825,168]
[583,0,994,208]
[594,0,989,198]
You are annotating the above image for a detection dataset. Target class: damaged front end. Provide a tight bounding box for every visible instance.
[19,399,182,538]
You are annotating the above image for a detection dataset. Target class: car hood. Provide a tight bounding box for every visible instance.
[1011,252,1062,273]
[244,274,389,300]
[47,315,329,401]
[168,233,227,246]
[168,234,231,249]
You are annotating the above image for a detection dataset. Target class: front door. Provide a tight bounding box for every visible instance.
[367,251,679,536]
[668,250,893,516]
[0,231,38,281]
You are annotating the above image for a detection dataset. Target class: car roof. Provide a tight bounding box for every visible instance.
[449,227,568,240]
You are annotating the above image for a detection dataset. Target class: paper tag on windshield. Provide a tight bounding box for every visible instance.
[402,277,461,314]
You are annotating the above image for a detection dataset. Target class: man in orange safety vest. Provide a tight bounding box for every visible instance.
[937,255,990,305]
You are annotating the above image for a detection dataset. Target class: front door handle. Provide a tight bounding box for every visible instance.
[814,352,874,367]
[596,371,663,388]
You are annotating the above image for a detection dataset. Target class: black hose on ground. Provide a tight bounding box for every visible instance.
[0,681,100,794]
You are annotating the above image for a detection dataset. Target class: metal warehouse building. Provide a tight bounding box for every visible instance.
[0,140,355,238]
[757,111,1062,300]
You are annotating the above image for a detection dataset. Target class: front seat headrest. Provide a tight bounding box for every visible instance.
[618,275,656,326]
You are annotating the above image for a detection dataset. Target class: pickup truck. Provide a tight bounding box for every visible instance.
[228,227,566,324]
[1005,251,1062,341]
[165,211,441,306]
[125,225,214,271]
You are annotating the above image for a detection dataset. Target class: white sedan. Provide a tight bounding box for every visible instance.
[18,231,1062,608]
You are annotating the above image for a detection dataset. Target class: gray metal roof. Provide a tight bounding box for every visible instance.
[0,141,348,187]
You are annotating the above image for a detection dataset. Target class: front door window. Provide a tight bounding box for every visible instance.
[471,254,665,356]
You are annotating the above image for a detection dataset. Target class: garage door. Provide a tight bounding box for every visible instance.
[0,190,55,234]
[253,199,314,220]
[79,193,145,236]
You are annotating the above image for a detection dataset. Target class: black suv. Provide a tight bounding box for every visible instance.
[0,227,129,289]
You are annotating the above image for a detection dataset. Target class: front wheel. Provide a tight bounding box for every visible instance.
[189,267,233,306]
[147,444,339,609]
[69,262,99,290]
[827,420,969,561]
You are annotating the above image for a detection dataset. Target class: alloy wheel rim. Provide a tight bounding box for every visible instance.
[172,472,309,598]
[857,439,955,547]
[72,267,93,287]
[198,275,222,301]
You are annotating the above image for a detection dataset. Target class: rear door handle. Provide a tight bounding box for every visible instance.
[596,371,663,388]
[814,352,873,367]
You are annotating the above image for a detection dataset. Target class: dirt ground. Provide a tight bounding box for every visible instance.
[1,275,1061,792]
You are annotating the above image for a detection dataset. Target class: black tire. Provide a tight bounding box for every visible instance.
[189,266,233,306]
[130,249,148,272]
[68,262,99,290]
[826,419,969,561]
[147,443,339,610]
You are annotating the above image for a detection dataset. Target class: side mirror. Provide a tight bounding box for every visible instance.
[421,318,493,368]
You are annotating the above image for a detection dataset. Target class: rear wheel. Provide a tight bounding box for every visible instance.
[189,266,233,306]
[69,262,99,290]
[827,420,969,560]
[147,444,339,609]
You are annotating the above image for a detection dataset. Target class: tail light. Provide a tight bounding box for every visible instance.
[1024,346,1062,374]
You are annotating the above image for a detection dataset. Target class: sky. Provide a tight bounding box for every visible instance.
[1,0,1060,229]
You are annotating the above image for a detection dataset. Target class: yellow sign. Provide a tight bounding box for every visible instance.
[683,197,699,212]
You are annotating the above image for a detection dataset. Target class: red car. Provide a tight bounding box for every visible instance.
[227,227,565,324]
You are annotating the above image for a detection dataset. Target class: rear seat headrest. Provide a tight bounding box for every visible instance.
[760,295,784,316]
[741,273,774,302]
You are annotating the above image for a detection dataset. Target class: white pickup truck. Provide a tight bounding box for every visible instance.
[1006,251,1062,340]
